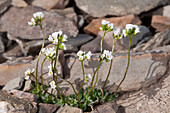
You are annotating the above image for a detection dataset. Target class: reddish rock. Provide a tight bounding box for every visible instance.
[12,0,28,7]
[151,15,170,32]
[84,15,141,35]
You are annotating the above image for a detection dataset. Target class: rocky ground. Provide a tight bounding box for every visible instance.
[0,0,169,113]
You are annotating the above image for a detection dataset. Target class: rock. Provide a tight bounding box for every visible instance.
[32,0,69,10]
[0,0,11,15]
[163,5,170,18]
[23,79,32,91]
[51,7,77,23]
[75,0,169,17]
[57,104,83,113]
[38,103,59,113]
[12,0,28,7]
[91,101,118,113]
[0,90,37,113]
[0,62,30,86]
[64,34,94,52]
[0,35,5,53]
[10,89,37,102]
[117,72,170,113]
[121,25,151,48]
[134,30,170,51]
[63,51,169,94]
[151,15,170,32]
[0,6,78,40]
[81,31,125,53]
[0,55,7,63]
[2,77,24,91]
[84,15,141,35]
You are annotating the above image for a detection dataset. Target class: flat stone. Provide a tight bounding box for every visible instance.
[10,89,37,102]
[2,77,24,91]
[75,0,169,17]
[0,6,78,40]
[0,90,37,113]
[0,62,30,86]
[12,0,28,7]
[32,0,69,10]
[163,5,170,18]
[117,73,170,113]
[0,0,11,15]
[135,30,170,51]
[56,104,83,113]
[91,101,118,113]
[62,51,169,94]
[23,79,32,91]
[38,103,59,113]
[84,15,141,35]
[151,15,170,32]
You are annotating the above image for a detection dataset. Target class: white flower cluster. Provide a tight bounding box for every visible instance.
[125,24,140,35]
[77,51,92,61]
[100,20,114,32]
[25,69,34,80]
[48,30,67,50]
[49,80,56,89]
[101,50,113,61]
[41,47,56,59]
[28,12,44,26]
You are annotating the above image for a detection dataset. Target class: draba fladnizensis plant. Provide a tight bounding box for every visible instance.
[25,12,140,111]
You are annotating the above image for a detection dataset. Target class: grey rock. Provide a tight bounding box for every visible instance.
[32,0,69,10]
[38,103,59,113]
[2,77,24,91]
[135,30,170,51]
[56,104,83,113]
[0,6,78,40]
[0,90,37,113]
[10,89,37,102]
[23,79,32,91]
[121,25,151,48]
[0,35,5,53]
[75,0,169,17]
[0,0,11,15]
[62,51,169,94]
[91,101,118,113]
[117,73,170,113]
[163,5,170,18]
[12,0,28,7]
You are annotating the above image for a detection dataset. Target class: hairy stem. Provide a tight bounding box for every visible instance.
[114,35,132,95]
[40,58,46,88]
[102,39,117,90]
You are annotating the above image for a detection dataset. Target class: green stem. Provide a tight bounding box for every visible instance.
[100,31,107,54]
[35,24,46,89]
[78,61,85,104]
[54,43,60,81]
[114,35,132,95]
[40,58,46,88]
[102,39,117,90]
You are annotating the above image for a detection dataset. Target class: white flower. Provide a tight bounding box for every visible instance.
[106,52,113,60]
[77,50,84,57]
[85,74,92,80]
[53,39,58,44]
[63,34,68,42]
[25,75,30,80]
[108,23,114,29]
[61,43,66,50]
[41,48,45,53]
[52,32,59,39]
[103,50,109,54]
[122,29,127,37]
[87,51,92,57]
[28,18,36,26]
[44,47,56,58]
[125,24,140,34]
[101,20,110,25]
[48,70,53,76]
[25,69,34,75]
[49,81,56,89]
[101,54,105,59]
[113,28,121,36]
[58,30,63,36]
[79,55,84,60]
[33,12,44,19]
[84,54,90,60]
[134,25,140,34]
[48,35,53,42]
